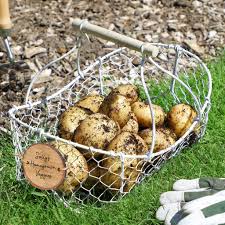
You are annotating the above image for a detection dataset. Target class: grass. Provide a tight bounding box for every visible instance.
[0,52,225,225]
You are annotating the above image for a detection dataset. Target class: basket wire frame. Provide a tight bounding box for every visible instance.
[9,33,212,204]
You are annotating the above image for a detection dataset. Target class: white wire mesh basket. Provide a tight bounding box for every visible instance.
[9,19,212,205]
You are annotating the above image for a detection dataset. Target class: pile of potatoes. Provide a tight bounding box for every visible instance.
[52,84,197,194]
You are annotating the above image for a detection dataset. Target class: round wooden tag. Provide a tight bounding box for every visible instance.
[22,143,66,190]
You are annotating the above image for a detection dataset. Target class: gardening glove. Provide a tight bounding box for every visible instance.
[156,178,225,225]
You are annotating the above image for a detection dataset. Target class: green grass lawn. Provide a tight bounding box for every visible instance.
[0,52,224,225]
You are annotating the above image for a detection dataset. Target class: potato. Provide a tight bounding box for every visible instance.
[101,132,147,192]
[106,131,148,156]
[131,101,166,128]
[75,95,104,113]
[121,112,139,134]
[59,106,91,140]
[167,104,197,137]
[100,162,141,192]
[73,113,120,158]
[51,141,88,194]
[139,128,176,152]
[99,94,132,128]
[111,84,138,104]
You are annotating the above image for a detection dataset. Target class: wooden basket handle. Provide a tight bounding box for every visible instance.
[0,0,12,30]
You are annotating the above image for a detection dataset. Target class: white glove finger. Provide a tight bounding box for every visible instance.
[160,191,184,205]
[173,179,200,191]
[156,203,182,221]
[160,188,207,205]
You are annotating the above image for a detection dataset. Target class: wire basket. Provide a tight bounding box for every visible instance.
[9,19,212,205]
